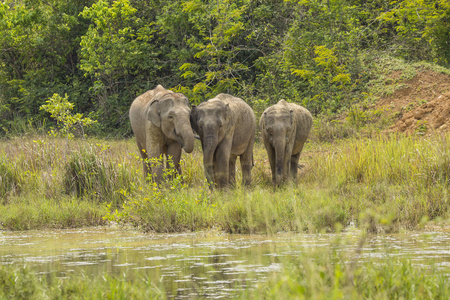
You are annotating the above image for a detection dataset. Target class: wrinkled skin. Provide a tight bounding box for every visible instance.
[191,94,256,189]
[260,99,312,186]
[129,85,195,182]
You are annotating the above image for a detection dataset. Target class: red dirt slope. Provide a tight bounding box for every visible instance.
[377,70,450,135]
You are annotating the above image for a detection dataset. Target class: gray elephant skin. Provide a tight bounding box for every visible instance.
[190,94,256,188]
[129,85,195,182]
[260,99,312,186]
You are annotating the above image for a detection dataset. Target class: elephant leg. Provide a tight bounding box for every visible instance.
[137,141,150,179]
[283,147,294,182]
[290,152,301,180]
[240,143,254,186]
[229,155,237,186]
[167,142,182,176]
[213,155,219,187]
[214,139,232,188]
[264,140,276,183]
[146,145,165,183]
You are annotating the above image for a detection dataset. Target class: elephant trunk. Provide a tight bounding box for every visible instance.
[180,123,195,153]
[203,135,218,187]
[178,121,195,153]
[274,137,286,186]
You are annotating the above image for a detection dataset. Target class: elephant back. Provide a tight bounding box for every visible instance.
[215,94,256,128]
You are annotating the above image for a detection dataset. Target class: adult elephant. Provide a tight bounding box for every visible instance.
[260,99,312,186]
[129,85,195,182]
[190,94,256,189]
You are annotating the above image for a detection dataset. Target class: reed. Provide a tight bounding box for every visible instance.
[0,156,22,202]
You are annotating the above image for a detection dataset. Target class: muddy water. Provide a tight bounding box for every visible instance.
[1,227,450,298]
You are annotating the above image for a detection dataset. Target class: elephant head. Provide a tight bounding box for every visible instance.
[262,102,295,185]
[148,93,195,153]
[190,100,233,186]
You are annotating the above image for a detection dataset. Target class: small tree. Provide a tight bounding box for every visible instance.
[40,93,97,140]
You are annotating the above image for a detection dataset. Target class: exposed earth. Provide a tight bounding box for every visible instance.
[377,70,450,135]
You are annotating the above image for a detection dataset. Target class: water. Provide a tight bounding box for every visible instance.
[1,226,450,298]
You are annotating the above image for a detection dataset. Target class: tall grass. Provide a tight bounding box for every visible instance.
[0,134,448,232]
[0,157,22,202]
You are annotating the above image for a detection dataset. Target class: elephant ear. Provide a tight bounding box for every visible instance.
[148,100,161,127]
[190,105,200,134]
[261,111,268,130]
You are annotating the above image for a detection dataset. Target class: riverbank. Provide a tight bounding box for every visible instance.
[1,133,448,233]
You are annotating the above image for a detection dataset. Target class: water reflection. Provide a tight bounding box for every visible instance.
[1,227,450,298]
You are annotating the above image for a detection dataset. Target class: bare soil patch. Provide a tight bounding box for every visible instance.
[377,70,450,135]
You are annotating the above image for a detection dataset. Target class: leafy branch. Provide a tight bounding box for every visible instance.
[40,93,97,139]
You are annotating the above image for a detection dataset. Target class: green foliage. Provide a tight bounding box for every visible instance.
[178,0,250,102]
[106,156,215,232]
[378,0,450,65]
[1,0,449,135]
[79,0,158,120]
[0,0,95,134]
[40,93,97,139]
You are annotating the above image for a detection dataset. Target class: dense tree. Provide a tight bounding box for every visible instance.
[0,0,448,136]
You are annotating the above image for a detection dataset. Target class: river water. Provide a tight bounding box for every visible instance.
[1,226,450,298]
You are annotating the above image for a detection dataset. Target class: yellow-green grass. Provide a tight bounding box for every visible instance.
[0,133,448,232]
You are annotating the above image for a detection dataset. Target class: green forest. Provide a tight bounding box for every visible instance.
[1,0,449,137]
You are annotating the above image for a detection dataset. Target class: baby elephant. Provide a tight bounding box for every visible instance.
[260,99,312,186]
[190,94,256,189]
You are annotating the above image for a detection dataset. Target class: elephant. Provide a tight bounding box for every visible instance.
[190,94,256,189]
[129,85,195,182]
[260,99,312,186]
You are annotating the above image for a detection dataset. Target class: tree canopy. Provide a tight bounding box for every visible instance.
[1,0,448,136]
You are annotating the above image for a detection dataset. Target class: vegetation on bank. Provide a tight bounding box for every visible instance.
[246,246,450,299]
[1,130,448,233]
[1,245,449,299]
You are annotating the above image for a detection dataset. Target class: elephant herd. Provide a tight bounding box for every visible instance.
[129,85,312,188]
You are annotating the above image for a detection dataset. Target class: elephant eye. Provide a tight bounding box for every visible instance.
[168,114,174,120]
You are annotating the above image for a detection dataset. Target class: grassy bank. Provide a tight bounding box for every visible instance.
[1,132,448,233]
